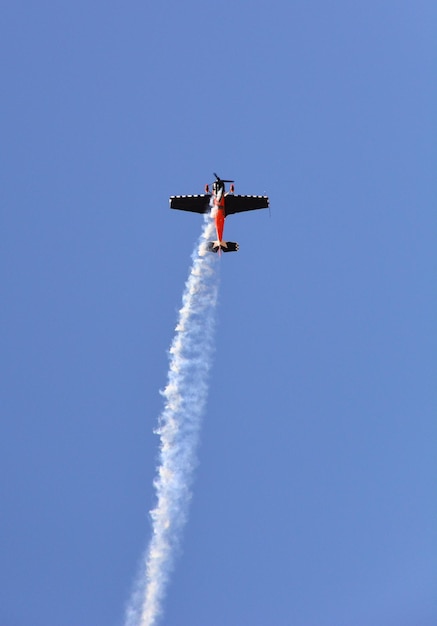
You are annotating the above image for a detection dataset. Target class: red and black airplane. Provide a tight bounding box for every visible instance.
[170,173,269,253]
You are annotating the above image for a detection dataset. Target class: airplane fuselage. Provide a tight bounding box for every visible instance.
[211,184,226,243]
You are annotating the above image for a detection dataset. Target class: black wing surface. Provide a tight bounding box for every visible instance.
[224,195,269,216]
[169,194,211,213]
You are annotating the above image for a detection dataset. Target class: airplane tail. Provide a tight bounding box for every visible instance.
[207,241,239,253]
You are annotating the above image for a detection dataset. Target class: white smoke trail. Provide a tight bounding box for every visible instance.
[125,215,219,626]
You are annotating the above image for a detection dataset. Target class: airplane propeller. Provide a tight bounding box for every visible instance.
[213,172,234,183]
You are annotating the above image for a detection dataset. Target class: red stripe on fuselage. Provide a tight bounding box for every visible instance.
[213,192,225,242]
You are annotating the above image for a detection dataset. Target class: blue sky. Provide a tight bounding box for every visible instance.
[1,1,436,625]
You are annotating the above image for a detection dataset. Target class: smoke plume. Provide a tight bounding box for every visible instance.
[125,215,219,626]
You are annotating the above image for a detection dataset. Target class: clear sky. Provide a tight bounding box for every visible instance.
[1,1,436,625]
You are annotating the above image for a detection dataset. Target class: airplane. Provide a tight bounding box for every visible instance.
[169,173,269,253]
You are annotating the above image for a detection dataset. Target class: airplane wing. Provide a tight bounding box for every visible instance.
[224,195,269,216]
[169,194,211,213]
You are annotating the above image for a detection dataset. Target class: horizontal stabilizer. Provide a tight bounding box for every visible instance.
[207,241,239,253]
